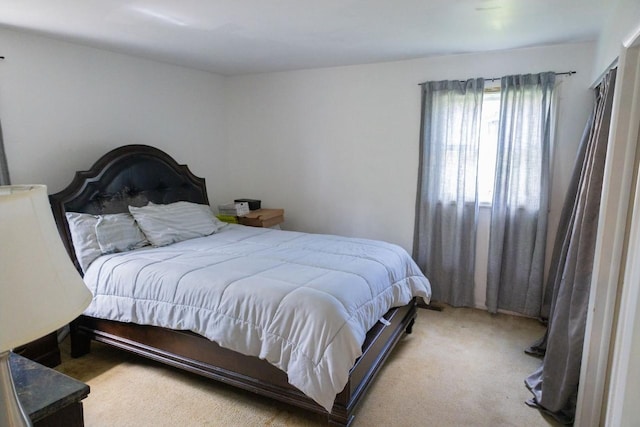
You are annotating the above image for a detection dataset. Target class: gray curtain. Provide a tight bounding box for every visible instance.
[486,72,556,316]
[525,68,617,424]
[0,119,9,185]
[414,79,484,307]
[537,116,594,322]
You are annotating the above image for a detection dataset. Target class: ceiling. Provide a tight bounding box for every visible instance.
[0,0,609,76]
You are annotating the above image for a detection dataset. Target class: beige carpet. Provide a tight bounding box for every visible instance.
[56,307,561,426]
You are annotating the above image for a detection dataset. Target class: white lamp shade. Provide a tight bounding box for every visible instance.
[0,185,92,352]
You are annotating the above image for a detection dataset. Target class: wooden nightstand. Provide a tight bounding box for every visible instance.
[13,331,61,368]
[239,208,285,228]
[11,352,90,427]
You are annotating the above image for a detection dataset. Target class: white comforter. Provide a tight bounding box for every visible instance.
[83,225,431,411]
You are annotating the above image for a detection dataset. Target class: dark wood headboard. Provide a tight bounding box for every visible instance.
[49,144,208,272]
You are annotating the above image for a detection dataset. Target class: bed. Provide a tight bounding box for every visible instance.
[49,144,431,426]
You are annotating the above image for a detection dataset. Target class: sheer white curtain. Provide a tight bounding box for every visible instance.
[486,72,556,316]
[414,79,484,307]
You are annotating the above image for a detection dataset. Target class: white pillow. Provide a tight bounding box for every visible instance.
[95,213,149,254]
[66,212,101,273]
[129,201,221,247]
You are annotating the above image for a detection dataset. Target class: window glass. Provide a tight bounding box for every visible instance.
[478,90,500,204]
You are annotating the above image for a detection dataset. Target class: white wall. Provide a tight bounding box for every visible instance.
[0,28,228,200]
[225,43,596,308]
[0,28,597,310]
[593,0,640,83]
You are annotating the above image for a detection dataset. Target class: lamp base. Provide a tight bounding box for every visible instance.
[0,351,32,427]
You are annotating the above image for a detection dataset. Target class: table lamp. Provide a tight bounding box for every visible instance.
[0,185,92,426]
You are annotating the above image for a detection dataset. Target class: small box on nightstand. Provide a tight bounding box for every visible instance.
[239,208,284,228]
[234,198,261,210]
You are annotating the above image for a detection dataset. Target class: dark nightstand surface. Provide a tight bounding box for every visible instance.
[10,352,90,424]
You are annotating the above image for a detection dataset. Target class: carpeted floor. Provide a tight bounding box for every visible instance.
[56,306,561,426]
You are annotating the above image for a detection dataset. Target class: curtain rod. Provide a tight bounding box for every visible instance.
[418,70,576,86]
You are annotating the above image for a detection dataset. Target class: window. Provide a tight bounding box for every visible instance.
[415,72,556,315]
[478,89,500,204]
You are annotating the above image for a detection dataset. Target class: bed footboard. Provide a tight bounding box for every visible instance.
[69,299,418,426]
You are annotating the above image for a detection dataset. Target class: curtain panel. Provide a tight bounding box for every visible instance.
[485,72,556,316]
[414,79,484,307]
[525,68,616,424]
[0,119,9,185]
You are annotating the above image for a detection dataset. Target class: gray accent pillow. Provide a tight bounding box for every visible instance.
[66,212,102,273]
[66,211,151,272]
[95,213,149,254]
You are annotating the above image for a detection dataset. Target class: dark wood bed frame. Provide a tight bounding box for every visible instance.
[49,144,418,426]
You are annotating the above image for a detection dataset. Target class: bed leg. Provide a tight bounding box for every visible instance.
[405,317,416,335]
[70,321,91,358]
